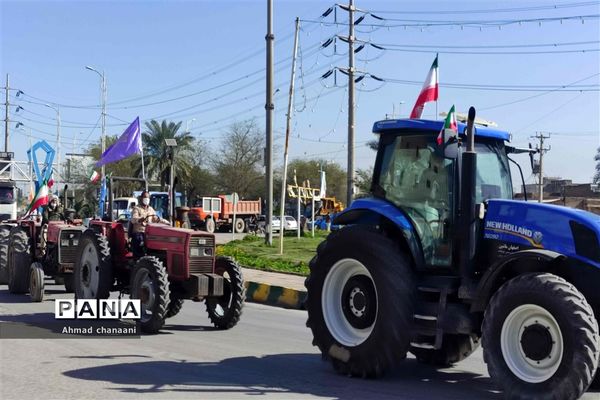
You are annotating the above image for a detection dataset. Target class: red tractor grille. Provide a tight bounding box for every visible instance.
[59,231,82,264]
[189,257,213,274]
[188,235,214,274]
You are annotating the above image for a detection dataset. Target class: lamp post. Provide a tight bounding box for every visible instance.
[185,118,196,133]
[85,65,107,214]
[165,138,177,226]
[44,103,60,183]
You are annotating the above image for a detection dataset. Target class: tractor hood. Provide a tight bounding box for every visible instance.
[484,200,600,268]
[144,224,214,253]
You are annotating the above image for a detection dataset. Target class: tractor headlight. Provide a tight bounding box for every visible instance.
[61,239,69,246]
[72,239,78,246]
[190,247,200,257]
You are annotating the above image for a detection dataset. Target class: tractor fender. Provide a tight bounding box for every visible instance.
[334,203,424,268]
[471,249,566,313]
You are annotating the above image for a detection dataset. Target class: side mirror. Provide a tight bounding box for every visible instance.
[442,131,460,159]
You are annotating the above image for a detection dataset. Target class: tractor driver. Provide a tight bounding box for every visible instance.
[130,191,168,257]
[42,195,64,224]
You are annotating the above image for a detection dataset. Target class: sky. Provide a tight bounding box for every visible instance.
[1,0,599,188]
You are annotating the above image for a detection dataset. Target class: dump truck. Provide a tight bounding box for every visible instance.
[188,195,261,233]
[305,108,600,399]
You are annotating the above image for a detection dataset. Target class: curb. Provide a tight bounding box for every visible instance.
[244,281,306,310]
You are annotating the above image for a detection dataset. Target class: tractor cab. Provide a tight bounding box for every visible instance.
[370,119,513,267]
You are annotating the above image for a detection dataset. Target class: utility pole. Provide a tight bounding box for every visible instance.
[279,17,300,254]
[265,0,274,245]
[532,132,551,203]
[346,0,355,206]
[4,74,9,152]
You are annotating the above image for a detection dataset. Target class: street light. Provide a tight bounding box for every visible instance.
[185,118,196,134]
[44,103,61,183]
[86,65,107,214]
[165,138,177,226]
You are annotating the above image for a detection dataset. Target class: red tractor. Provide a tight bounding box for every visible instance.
[73,217,245,333]
[5,214,86,302]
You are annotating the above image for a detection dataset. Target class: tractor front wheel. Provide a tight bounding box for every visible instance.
[8,227,32,294]
[130,256,170,334]
[74,230,112,299]
[482,273,599,400]
[205,256,245,329]
[29,262,45,302]
[305,225,416,378]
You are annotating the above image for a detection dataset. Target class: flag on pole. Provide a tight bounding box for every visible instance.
[89,170,101,184]
[96,117,142,167]
[24,180,49,216]
[409,54,439,119]
[437,105,458,145]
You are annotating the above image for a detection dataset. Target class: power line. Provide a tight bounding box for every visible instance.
[370,2,600,15]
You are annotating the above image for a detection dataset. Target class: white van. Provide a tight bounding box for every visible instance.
[112,197,137,220]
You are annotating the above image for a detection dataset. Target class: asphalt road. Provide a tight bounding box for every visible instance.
[1,282,598,400]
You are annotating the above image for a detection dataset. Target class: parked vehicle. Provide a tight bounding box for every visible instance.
[283,216,298,231]
[112,197,137,220]
[306,109,600,398]
[0,181,17,222]
[189,195,261,234]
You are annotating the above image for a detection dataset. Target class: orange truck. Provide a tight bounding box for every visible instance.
[188,195,261,234]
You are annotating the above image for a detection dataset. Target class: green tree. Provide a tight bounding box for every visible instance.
[211,120,265,199]
[141,120,195,187]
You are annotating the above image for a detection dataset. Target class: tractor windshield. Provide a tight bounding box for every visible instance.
[474,141,513,202]
[377,134,455,266]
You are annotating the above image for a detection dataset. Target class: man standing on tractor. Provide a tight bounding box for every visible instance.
[130,190,168,257]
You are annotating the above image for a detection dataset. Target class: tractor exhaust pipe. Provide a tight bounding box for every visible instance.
[458,106,477,298]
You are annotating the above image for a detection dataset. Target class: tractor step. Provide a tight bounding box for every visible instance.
[413,314,437,321]
[416,275,460,293]
[410,342,436,350]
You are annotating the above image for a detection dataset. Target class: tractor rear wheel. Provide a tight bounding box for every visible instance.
[411,334,480,366]
[130,256,170,333]
[29,262,45,302]
[204,218,215,233]
[482,273,599,400]
[74,230,112,299]
[205,256,245,329]
[305,225,416,378]
[234,218,245,233]
[8,226,32,294]
[0,224,11,284]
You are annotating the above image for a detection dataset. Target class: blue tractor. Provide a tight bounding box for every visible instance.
[305,108,599,399]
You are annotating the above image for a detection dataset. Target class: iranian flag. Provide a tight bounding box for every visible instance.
[25,181,49,217]
[437,105,458,145]
[409,54,439,119]
[89,170,100,184]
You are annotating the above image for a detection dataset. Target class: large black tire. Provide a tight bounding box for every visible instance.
[234,218,245,234]
[0,224,11,284]
[482,273,599,400]
[165,291,184,319]
[29,262,45,303]
[74,230,113,299]
[63,274,74,293]
[411,334,480,366]
[205,256,245,329]
[8,226,32,294]
[130,256,170,334]
[204,218,215,234]
[305,225,416,378]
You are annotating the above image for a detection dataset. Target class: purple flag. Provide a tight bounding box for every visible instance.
[96,117,142,167]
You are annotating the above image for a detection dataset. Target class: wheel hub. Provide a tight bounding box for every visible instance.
[520,323,553,361]
[341,275,376,330]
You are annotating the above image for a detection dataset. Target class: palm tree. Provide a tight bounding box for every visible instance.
[141,120,195,187]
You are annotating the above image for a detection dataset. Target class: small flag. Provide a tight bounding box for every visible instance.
[410,54,439,119]
[96,117,142,167]
[25,180,49,216]
[437,105,458,145]
[89,170,100,184]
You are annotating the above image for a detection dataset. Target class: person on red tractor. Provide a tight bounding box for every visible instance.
[42,195,64,224]
[130,190,168,257]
